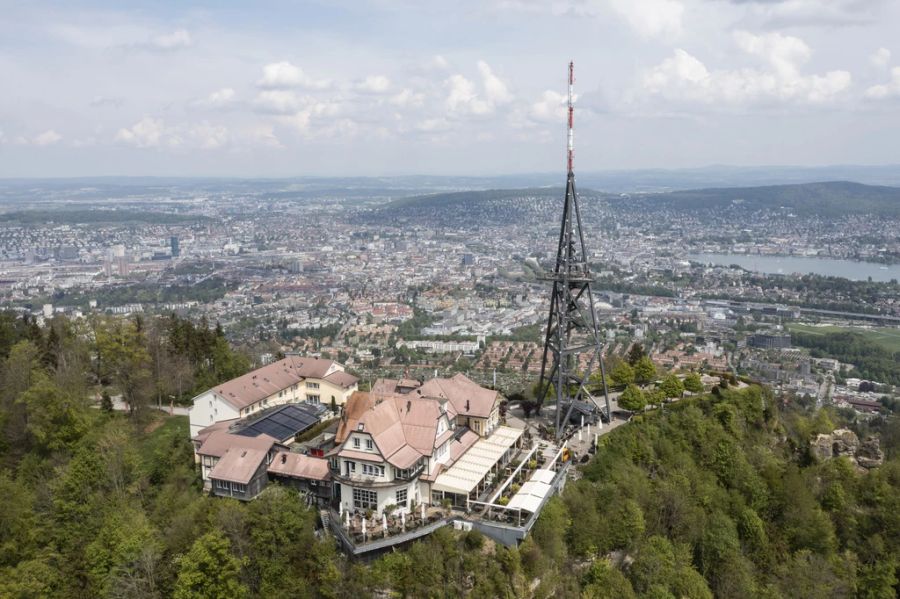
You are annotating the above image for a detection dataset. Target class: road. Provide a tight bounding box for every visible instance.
[96,394,190,416]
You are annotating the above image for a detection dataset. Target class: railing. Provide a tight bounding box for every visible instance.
[325,509,452,555]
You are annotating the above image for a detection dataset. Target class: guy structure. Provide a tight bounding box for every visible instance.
[535,62,612,439]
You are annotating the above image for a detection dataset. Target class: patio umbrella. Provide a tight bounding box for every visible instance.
[401,511,406,531]
[421,503,425,522]
[382,513,388,537]
[344,510,349,528]
[362,517,366,539]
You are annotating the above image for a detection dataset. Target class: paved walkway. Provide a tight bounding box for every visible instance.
[93,393,190,416]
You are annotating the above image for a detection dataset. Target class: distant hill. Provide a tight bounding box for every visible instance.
[361,181,900,226]
[629,181,900,218]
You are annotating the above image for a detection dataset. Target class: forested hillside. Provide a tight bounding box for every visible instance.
[0,312,897,597]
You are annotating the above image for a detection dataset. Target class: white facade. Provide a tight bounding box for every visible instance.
[189,390,240,438]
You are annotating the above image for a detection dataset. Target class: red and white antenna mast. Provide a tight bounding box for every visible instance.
[567,60,575,174]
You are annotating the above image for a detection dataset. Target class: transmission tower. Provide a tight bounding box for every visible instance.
[536,61,611,440]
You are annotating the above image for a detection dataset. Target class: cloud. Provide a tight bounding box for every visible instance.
[529,90,568,123]
[33,130,63,146]
[389,88,425,108]
[871,47,891,68]
[257,61,330,89]
[865,67,900,100]
[115,117,165,147]
[148,29,192,50]
[720,0,886,27]
[444,61,514,116]
[357,75,391,93]
[253,90,305,114]
[90,96,125,108]
[189,122,229,149]
[641,31,852,107]
[608,0,684,38]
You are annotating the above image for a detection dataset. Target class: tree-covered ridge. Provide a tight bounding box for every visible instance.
[0,312,898,597]
[791,330,900,386]
[367,181,900,224]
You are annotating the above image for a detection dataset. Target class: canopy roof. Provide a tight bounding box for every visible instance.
[506,468,556,513]
[431,425,522,496]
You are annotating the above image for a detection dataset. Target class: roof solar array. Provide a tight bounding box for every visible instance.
[235,403,326,442]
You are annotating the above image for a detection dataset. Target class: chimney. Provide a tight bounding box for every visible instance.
[465,400,470,412]
[281,453,286,464]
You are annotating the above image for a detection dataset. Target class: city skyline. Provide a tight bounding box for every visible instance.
[2,0,900,177]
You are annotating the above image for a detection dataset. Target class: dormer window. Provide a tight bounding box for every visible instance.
[353,438,360,449]
[365,439,373,450]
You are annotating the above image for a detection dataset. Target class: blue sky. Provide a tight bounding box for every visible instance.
[1,0,899,177]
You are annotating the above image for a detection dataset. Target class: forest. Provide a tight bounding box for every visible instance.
[792,330,900,386]
[0,311,898,597]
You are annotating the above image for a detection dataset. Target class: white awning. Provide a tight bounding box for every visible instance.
[507,468,556,513]
[431,425,523,496]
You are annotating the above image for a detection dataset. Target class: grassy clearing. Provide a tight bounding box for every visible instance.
[787,323,900,353]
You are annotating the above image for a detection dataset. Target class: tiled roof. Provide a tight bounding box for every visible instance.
[209,447,268,484]
[206,356,348,410]
[268,452,330,481]
[197,431,279,458]
[416,373,499,419]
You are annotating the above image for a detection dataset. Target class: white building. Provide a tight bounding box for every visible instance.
[188,356,358,438]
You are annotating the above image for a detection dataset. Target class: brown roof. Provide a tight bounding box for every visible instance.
[209,447,268,484]
[197,431,279,458]
[268,452,330,481]
[324,370,359,389]
[371,378,421,395]
[334,390,449,469]
[193,418,238,445]
[416,373,499,419]
[208,356,346,410]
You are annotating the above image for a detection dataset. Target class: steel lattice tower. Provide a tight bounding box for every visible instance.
[536,62,611,439]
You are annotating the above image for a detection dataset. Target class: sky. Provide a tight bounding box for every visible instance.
[1,0,900,177]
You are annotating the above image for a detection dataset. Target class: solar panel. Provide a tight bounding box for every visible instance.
[235,402,325,441]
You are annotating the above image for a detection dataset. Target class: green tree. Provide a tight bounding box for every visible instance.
[581,559,636,599]
[174,531,248,599]
[627,343,646,366]
[18,374,87,454]
[660,374,684,400]
[610,362,635,387]
[683,372,703,394]
[618,384,646,413]
[634,356,657,385]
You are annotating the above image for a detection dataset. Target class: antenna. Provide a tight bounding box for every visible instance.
[567,60,574,174]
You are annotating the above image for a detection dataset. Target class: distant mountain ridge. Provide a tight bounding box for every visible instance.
[364,181,900,224]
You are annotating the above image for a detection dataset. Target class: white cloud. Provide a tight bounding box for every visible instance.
[641,31,851,107]
[90,96,125,108]
[478,61,513,105]
[253,90,305,114]
[115,117,165,147]
[33,130,62,146]
[871,47,891,68]
[357,75,391,93]
[734,0,884,28]
[865,67,900,100]
[444,61,514,116]
[207,88,236,106]
[257,61,330,89]
[608,0,684,38]
[529,90,568,123]
[189,122,229,149]
[149,29,192,50]
[389,88,425,108]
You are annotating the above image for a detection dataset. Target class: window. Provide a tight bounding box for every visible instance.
[214,479,228,490]
[307,382,320,389]
[396,488,407,506]
[362,464,384,477]
[308,394,320,404]
[353,488,377,510]
[353,437,361,449]
[365,439,373,450]
[232,482,246,494]
[345,461,356,475]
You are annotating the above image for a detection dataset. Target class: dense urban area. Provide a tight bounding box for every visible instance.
[0,176,898,597]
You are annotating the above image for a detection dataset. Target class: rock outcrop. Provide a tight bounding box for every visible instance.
[810,429,883,469]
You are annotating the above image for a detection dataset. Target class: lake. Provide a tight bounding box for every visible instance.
[687,253,900,282]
